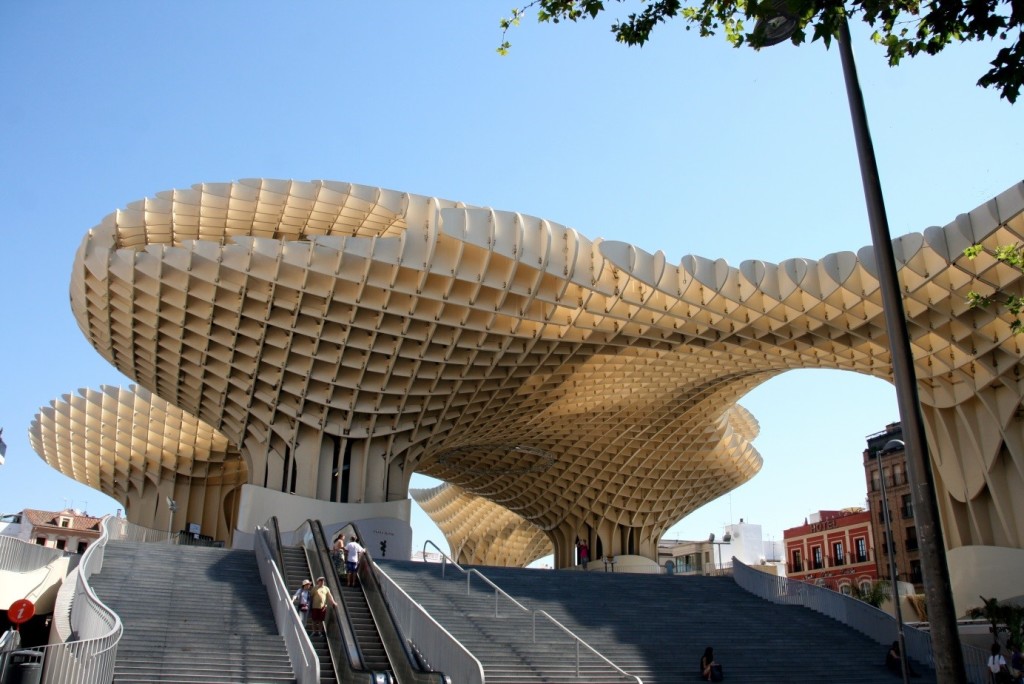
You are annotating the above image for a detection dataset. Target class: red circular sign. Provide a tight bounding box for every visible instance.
[8,599,35,624]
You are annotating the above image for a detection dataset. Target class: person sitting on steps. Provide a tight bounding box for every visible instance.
[700,646,723,681]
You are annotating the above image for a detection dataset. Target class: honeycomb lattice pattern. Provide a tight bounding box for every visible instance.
[29,385,244,540]
[32,178,1024,566]
[411,483,551,566]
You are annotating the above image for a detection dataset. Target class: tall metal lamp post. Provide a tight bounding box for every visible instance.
[879,439,910,684]
[708,532,733,574]
[753,10,966,682]
[166,496,177,543]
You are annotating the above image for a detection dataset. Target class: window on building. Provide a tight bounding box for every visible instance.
[859,579,873,594]
[901,494,914,519]
[832,542,844,565]
[36,537,46,546]
[871,469,881,492]
[55,539,66,550]
[910,560,922,583]
[791,549,803,572]
[855,537,867,563]
[840,583,852,595]
[60,517,71,528]
[906,526,918,551]
[77,541,88,554]
[812,546,823,569]
[881,532,889,555]
[893,463,906,485]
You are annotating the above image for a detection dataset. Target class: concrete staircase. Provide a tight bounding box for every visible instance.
[279,546,336,683]
[377,560,938,684]
[90,541,296,683]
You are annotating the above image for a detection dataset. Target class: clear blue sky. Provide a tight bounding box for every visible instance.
[1,3,1021,557]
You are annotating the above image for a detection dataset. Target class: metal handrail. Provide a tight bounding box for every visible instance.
[339,522,448,684]
[297,519,367,679]
[421,540,642,683]
[731,557,992,684]
[254,525,319,684]
[375,562,482,684]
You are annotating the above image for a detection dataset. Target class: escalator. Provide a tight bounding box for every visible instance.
[266,518,447,684]
[339,581,390,672]
[280,545,338,684]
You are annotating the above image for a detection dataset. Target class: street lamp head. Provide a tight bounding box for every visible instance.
[881,439,906,455]
[752,0,799,47]
[708,533,715,543]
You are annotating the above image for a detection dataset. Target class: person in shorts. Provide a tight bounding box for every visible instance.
[344,535,365,587]
[310,576,337,636]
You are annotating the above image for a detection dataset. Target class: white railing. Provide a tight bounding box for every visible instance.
[375,562,484,684]
[254,526,319,684]
[0,535,65,572]
[35,515,124,684]
[104,517,175,544]
[423,541,642,683]
[731,558,992,684]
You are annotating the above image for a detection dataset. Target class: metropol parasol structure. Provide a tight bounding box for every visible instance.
[30,178,1024,611]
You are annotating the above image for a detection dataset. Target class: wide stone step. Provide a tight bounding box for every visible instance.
[377,559,937,684]
[93,542,296,683]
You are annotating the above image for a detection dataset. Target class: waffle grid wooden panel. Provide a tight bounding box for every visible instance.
[32,178,1024,567]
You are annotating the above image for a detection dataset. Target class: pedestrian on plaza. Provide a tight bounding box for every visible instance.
[578,538,589,569]
[989,642,1012,684]
[1008,642,1023,683]
[885,640,920,678]
[1007,643,1024,679]
[700,646,723,681]
[344,535,365,587]
[310,576,338,636]
[292,579,312,629]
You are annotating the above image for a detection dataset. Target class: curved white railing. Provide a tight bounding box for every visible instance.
[731,558,992,684]
[36,515,124,684]
[422,541,642,683]
[0,535,66,573]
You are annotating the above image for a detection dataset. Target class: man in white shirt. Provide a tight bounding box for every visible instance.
[344,535,365,587]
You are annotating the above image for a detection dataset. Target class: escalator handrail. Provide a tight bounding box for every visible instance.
[344,522,449,684]
[284,519,376,684]
[267,516,286,579]
[306,519,367,673]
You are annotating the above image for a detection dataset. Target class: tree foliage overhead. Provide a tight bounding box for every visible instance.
[964,243,1024,333]
[498,0,1024,102]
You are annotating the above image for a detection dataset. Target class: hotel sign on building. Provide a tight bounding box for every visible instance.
[783,509,879,594]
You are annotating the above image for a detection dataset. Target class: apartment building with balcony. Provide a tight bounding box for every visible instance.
[783,509,879,593]
[863,422,924,591]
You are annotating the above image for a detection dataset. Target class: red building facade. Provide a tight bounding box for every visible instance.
[783,509,879,593]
